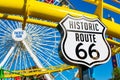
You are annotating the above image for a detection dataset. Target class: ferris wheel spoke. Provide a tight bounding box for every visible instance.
[23,52,29,69]
[0,31,8,37]
[0,44,10,53]
[27,25,43,34]
[38,45,58,58]
[22,40,43,68]
[33,45,62,65]
[36,52,52,67]
[33,42,56,51]
[32,44,58,58]
[0,20,10,29]
[5,51,17,70]
[42,31,58,36]
[40,27,51,32]
[61,73,69,80]
[32,25,42,32]
[40,38,60,43]
[0,21,12,34]
[56,72,68,80]
[14,21,20,29]
[3,54,13,69]
[46,53,62,65]
[22,52,26,69]
[41,37,60,41]
[3,44,20,70]
[32,48,59,63]
[0,43,17,67]
[25,52,35,70]
[0,37,12,42]
[22,40,53,80]
[40,50,61,65]
[0,48,8,58]
[35,42,58,49]
[14,48,21,70]
[5,20,15,31]
[9,57,16,70]
[54,0,63,5]
[45,30,59,35]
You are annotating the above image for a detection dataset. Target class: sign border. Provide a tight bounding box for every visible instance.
[58,15,111,67]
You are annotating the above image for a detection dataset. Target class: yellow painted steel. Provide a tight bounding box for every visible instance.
[0,0,120,39]
[3,64,76,78]
[112,46,120,55]
[0,13,57,28]
[0,0,97,21]
[107,38,120,47]
[107,38,120,55]
[113,0,120,4]
[102,19,120,39]
[94,0,103,20]
[84,0,120,14]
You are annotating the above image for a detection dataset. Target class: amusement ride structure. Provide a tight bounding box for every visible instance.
[0,0,120,80]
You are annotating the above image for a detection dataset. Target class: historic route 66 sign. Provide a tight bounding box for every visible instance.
[58,15,111,67]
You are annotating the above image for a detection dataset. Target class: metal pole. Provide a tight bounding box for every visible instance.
[79,66,90,80]
[79,66,83,80]
[22,40,52,80]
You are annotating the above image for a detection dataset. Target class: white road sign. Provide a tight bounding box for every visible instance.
[58,15,111,67]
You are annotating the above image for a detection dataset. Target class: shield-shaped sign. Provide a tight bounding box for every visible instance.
[58,15,111,67]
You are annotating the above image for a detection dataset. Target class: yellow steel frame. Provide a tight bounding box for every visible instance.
[0,0,120,78]
[0,13,57,28]
[3,64,76,78]
[84,0,120,14]
[111,0,120,4]
[0,0,120,39]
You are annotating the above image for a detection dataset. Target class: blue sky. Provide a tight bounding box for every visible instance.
[69,0,120,80]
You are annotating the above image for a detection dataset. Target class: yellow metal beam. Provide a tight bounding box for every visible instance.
[0,0,97,21]
[112,46,120,55]
[0,13,57,28]
[0,0,120,39]
[102,18,120,39]
[94,0,103,21]
[112,0,120,4]
[3,64,76,78]
[0,14,119,47]
[84,0,120,14]
[106,38,120,55]
[114,47,120,54]
[107,38,120,47]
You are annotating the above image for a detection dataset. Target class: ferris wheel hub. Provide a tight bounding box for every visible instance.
[12,28,26,41]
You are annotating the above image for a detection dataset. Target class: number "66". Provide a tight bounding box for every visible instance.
[75,43,100,60]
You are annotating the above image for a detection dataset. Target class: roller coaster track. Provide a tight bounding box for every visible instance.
[2,64,76,78]
[0,0,119,44]
[0,0,120,39]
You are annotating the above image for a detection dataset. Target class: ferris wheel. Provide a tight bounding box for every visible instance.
[0,0,78,80]
[0,19,78,80]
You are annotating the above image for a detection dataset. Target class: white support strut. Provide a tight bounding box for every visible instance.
[0,43,17,67]
[22,40,53,80]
